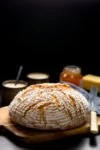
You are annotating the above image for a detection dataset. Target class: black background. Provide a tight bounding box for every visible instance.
[0,0,100,84]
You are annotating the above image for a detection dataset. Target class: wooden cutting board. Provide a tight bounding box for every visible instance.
[0,107,100,144]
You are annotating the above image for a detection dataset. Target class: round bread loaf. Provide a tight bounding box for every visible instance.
[9,83,89,130]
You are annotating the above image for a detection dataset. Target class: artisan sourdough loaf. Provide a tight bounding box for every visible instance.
[9,83,89,130]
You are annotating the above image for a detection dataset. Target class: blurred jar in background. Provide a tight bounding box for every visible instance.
[26,72,50,85]
[60,65,82,86]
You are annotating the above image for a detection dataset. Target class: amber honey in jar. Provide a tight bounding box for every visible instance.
[60,65,82,86]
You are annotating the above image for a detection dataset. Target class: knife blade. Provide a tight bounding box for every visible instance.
[89,86,99,134]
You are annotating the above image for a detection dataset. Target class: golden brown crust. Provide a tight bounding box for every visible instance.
[9,83,89,130]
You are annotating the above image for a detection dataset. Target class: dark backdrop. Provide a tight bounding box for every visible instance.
[0,0,100,84]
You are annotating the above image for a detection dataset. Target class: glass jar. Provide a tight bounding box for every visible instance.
[60,65,82,86]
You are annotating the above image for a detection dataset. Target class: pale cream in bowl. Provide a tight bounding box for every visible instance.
[2,80,28,106]
[27,73,49,79]
[27,72,50,85]
[3,82,27,88]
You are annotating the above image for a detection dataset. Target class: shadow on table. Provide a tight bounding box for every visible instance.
[89,134,97,147]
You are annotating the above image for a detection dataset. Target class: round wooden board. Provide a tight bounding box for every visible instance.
[0,107,100,144]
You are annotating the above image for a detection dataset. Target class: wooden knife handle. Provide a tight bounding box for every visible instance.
[90,111,98,134]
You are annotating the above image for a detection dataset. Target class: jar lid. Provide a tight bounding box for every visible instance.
[63,65,81,74]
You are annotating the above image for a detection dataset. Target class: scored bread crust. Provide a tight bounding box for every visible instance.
[9,83,89,130]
